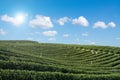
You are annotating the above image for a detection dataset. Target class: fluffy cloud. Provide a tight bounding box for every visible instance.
[63,34,70,37]
[29,15,53,29]
[72,16,89,27]
[58,17,69,26]
[93,21,107,29]
[0,29,7,35]
[1,14,26,26]
[82,32,88,37]
[93,21,116,29]
[108,22,116,28]
[42,30,57,37]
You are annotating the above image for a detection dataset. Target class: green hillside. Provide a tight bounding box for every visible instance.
[0,40,120,80]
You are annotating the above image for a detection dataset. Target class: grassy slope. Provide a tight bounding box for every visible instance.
[0,40,120,80]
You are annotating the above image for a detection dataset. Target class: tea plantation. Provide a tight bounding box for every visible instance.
[0,40,120,80]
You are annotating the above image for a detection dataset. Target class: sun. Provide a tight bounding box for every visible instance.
[15,13,27,25]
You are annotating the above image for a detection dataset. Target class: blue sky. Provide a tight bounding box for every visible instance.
[0,0,120,46]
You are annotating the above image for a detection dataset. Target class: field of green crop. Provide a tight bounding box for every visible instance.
[0,40,120,80]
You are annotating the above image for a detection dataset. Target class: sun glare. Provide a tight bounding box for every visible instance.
[15,13,26,25]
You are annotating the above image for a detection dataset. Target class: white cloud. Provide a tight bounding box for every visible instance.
[0,29,7,35]
[58,17,69,26]
[108,22,116,28]
[42,30,57,37]
[82,32,88,37]
[63,34,70,37]
[1,14,26,26]
[72,16,89,27]
[29,15,53,29]
[93,21,107,29]
[93,21,116,29]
